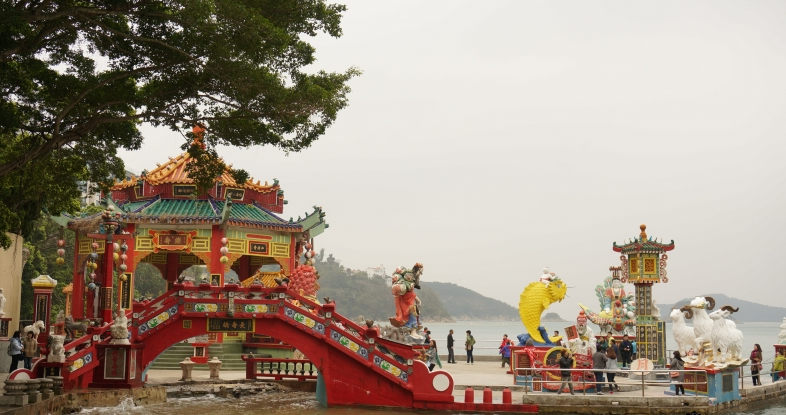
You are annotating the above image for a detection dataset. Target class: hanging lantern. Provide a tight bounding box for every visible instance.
[221,237,228,245]
[120,254,128,261]
[113,242,120,251]
[120,243,128,252]
[220,246,228,255]
[55,257,65,265]
[57,239,66,247]
[91,242,99,250]
[88,282,97,291]
[113,252,120,261]
[119,264,128,272]
[119,274,128,282]
[220,256,229,264]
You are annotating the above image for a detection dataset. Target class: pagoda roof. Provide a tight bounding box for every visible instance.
[612,224,674,254]
[111,151,280,194]
[102,197,328,233]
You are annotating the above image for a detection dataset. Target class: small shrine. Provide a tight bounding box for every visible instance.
[51,126,327,335]
[612,224,673,365]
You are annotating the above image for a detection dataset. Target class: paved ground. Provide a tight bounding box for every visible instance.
[1,361,779,403]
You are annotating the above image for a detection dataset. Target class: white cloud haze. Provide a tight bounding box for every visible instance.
[120,1,786,320]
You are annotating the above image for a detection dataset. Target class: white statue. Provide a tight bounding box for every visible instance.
[24,320,45,337]
[48,335,66,363]
[778,317,786,345]
[651,298,661,319]
[540,267,554,284]
[0,288,6,318]
[567,310,596,355]
[708,306,743,363]
[109,307,130,345]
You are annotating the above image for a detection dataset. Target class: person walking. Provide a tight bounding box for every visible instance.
[670,351,685,395]
[631,339,638,360]
[22,331,38,370]
[606,344,620,393]
[427,340,442,371]
[500,340,511,368]
[423,327,431,344]
[447,330,456,363]
[557,350,575,395]
[750,344,763,386]
[8,331,23,372]
[592,346,609,395]
[773,349,786,382]
[619,335,632,368]
[465,330,475,364]
[499,334,508,365]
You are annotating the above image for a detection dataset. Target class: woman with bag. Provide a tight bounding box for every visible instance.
[7,331,23,372]
[670,351,685,396]
[606,342,620,393]
[750,344,763,386]
[465,330,475,364]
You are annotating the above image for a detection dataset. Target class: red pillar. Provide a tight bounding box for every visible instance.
[209,225,225,279]
[239,255,250,280]
[72,233,85,319]
[102,235,115,322]
[166,253,179,282]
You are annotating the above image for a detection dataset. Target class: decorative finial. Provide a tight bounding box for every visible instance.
[639,224,647,240]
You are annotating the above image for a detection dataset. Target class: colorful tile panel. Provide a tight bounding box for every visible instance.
[284,307,324,334]
[70,352,93,373]
[373,355,408,382]
[330,330,369,359]
[139,305,179,334]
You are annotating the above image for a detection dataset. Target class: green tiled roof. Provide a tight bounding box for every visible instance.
[142,199,216,217]
[122,200,151,213]
[612,238,675,253]
[224,202,286,224]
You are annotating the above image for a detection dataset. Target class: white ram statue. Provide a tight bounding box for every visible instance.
[670,306,694,356]
[708,306,743,363]
[689,296,715,351]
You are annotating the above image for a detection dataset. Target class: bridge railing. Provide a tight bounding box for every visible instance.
[241,355,317,381]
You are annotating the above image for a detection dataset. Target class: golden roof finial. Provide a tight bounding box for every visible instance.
[639,224,647,241]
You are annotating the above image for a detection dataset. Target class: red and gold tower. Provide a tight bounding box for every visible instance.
[612,224,674,364]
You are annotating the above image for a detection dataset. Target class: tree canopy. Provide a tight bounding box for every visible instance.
[0,0,358,247]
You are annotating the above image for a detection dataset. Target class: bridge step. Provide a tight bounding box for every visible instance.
[149,343,248,370]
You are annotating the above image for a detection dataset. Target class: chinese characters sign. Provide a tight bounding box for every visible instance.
[149,230,197,253]
[207,318,254,332]
[248,241,269,254]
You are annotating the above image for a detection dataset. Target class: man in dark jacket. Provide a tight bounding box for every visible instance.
[557,351,575,395]
[592,347,609,395]
[619,335,633,368]
[447,330,455,363]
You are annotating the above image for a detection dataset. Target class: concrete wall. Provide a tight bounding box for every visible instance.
[0,232,25,328]
[0,233,25,373]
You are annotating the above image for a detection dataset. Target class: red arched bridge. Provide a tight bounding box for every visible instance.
[36,284,455,408]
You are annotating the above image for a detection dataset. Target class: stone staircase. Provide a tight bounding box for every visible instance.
[149,342,247,371]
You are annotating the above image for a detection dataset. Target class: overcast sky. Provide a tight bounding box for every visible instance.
[119,1,786,320]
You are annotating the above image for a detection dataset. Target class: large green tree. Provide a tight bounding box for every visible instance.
[0,0,358,247]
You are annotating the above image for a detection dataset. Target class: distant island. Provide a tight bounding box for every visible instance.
[542,312,567,322]
[314,253,519,322]
[658,293,786,323]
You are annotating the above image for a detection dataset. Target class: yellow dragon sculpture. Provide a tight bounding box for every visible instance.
[519,275,568,344]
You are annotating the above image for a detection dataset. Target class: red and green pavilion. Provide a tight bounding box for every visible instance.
[51,143,328,334]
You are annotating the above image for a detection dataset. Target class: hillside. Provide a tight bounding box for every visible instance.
[420,281,519,321]
[658,294,786,322]
[314,259,454,323]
